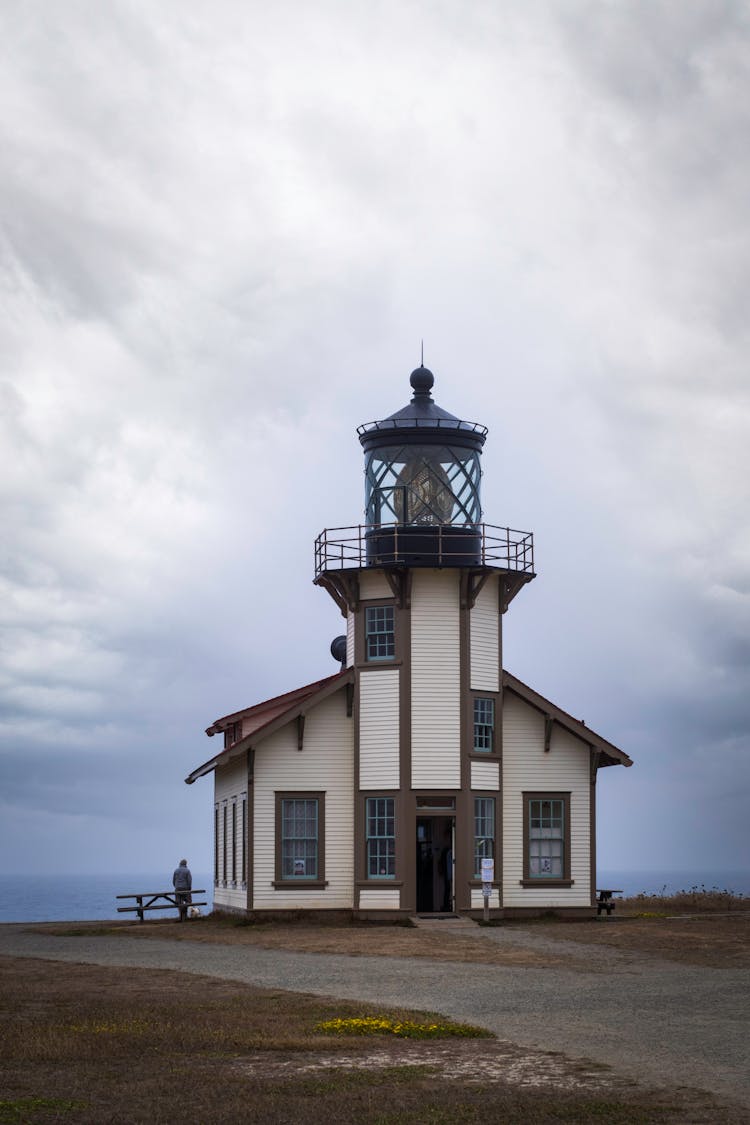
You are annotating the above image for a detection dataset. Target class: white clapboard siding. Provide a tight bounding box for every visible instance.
[359,668,400,789]
[470,577,499,692]
[252,690,354,909]
[346,609,355,667]
[213,757,248,911]
[411,570,461,788]
[359,570,392,600]
[502,692,591,907]
[471,759,500,791]
[359,888,401,910]
[471,887,500,909]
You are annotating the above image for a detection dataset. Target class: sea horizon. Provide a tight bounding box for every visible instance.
[0,867,746,924]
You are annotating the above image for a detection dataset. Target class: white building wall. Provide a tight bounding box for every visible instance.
[252,691,354,909]
[213,756,248,912]
[471,887,500,909]
[411,570,461,789]
[359,668,400,789]
[359,888,401,910]
[502,692,591,907]
[359,570,392,600]
[471,759,500,791]
[469,577,499,692]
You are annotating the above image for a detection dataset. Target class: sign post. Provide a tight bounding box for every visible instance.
[480,857,494,922]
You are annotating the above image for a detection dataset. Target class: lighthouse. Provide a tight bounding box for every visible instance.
[188,363,631,919]
[314,365,535,913]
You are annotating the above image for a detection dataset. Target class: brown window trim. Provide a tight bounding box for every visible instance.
[522,791,571,883]
[472,695,496,754]
[274,791,326,887]
[519,879,574,888]
[272,880,329,890]
[355,880,404,889]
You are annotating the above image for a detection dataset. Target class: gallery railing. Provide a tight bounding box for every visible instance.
[314,522,534,577]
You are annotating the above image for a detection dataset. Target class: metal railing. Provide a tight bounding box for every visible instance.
[314,523,534,577]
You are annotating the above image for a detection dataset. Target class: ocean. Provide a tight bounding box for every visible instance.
[0,874,215,924]
[0,869,746,924]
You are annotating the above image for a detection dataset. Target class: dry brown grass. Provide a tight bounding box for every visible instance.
[52,903,750,971]
[0,957,740,1124]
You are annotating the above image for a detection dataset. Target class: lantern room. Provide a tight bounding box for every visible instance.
[358,365,488,567]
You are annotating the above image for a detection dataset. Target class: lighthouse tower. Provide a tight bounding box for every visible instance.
[314,365,535,914]
[189,360,630,921]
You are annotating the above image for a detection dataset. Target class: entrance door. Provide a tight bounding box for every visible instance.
[416,816,455,913]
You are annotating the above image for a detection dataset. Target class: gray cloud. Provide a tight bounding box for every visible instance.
[1,0,747,877]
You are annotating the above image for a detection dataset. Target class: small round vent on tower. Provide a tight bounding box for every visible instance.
[330,635,347,667]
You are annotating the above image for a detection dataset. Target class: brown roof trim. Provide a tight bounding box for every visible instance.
[204,670,348,736]
[186,668,354,784]
[502,670,632,768]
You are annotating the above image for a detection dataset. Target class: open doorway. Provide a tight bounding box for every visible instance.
[416,816,455,913]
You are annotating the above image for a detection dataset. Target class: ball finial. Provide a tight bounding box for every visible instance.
[410,365,434,398]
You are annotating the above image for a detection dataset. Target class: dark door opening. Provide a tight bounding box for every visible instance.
[416,816,455,913]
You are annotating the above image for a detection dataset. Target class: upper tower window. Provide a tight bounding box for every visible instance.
[365,605,395,660]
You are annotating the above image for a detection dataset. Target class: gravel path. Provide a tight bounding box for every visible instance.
[1,921,747,1110]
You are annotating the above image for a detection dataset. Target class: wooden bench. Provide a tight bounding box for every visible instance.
[116,891,207,923]
[596,888,623,916]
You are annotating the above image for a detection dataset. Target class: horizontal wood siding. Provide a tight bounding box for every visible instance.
[359,570,392,600]
[502,692,591,907]
[471,887,500,909]
[214,758,247,911]
[411,570,461,789]
[346,609,355,667]
[253,691,354,909]
[470,578,499,691]
[358,888,401,910]
[359,669,400,789]
[471,760,500,791]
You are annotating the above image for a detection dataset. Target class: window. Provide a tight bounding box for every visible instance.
[523,793,571,884]
[274,793,326,886]
[366,797,395,878]
[231,800,237,884]
[473,797,495,878]
[222,802,228,885]
[213,805,219,884]
[240,792,247,886]
[365,605,395,660]
[473,698,494,752]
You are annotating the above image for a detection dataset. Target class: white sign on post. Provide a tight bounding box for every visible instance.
[480,858,494,883]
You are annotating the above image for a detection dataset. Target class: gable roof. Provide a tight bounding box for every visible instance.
[503,670,632,768]
[185,669,354,785]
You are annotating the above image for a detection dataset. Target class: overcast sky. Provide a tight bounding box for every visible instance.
[2,1,748,881]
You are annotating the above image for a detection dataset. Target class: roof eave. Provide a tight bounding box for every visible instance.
[502,670,633,768]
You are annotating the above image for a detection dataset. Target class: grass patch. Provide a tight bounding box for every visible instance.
[621,885,747,914]
[0,1099,86,1123]
[315,1015,492,1039]
[0,956,742,1123]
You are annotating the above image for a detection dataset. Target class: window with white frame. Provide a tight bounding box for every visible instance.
[366,797,395,878]
[473,698,494,752]
[473,797,495,878]
[365,605,395,661]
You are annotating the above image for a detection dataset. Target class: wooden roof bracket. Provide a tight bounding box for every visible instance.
[460,568,492,610]
[314,572,360,616]
[383,567,412,609]
[297,714,305,752]
[345,681,354,718]
[590,747,601,782]
[544,715,554,753]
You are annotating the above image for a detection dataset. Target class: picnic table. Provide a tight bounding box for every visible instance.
[116,890,207,923]
[596,888,623,916]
